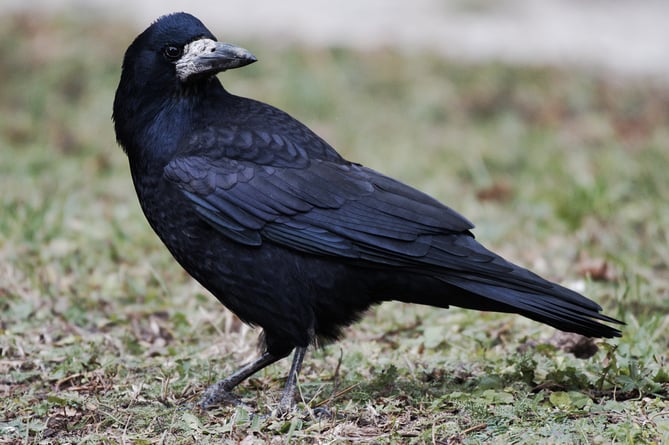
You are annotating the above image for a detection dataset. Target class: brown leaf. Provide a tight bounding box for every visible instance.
[476,181,513,202]
[576,256,617,282]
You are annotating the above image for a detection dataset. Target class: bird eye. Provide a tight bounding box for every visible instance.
[163,45,182,60]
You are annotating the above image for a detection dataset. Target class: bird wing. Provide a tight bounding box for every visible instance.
[162,132,496,271]
[163,131,622,336]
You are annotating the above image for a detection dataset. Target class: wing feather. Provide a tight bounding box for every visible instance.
[164,129,480,270]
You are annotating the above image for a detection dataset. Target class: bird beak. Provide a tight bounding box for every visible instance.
[175,39,257,81]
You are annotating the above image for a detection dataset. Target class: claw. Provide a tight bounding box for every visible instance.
[311,406,333,419]
[198,380,243,408]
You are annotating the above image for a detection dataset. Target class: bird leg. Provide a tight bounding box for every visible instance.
[277,346,307,413]
[199,350,282,409]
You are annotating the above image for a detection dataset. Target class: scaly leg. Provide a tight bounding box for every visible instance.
[199,350,283,408]
[278,346,307,413]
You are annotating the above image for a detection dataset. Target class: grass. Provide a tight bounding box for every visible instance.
[1,12,668,444]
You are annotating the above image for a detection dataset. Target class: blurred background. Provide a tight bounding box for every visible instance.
[5,0,669,79]
[1,1,668,443]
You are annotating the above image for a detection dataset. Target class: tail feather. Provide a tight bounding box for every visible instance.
[438,276,623,338]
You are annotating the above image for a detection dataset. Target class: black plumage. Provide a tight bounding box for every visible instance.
[113,12,622,410]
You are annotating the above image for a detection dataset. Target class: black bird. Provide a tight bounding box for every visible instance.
[113,12,622,411]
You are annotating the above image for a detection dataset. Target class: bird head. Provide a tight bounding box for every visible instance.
[113,13,257,157]
[117,12,257,87]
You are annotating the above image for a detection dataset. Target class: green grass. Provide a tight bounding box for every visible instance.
[1,12,668,444]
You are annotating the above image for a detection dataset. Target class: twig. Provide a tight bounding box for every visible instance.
[460,423,487,435]
[313,382,360,408]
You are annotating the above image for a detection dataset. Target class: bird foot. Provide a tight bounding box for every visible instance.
[311,406,333,419]
[275,392,296,417]
[198,380,249,410]
[274,402,333,420]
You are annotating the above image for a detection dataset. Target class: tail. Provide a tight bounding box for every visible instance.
[439,274,622,338]
[427,236,623,338]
